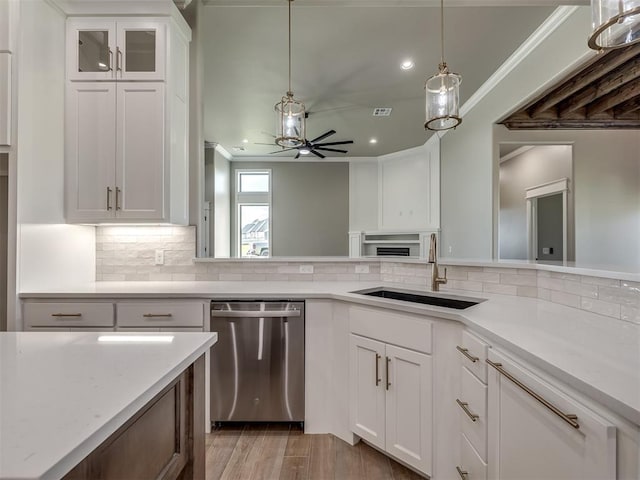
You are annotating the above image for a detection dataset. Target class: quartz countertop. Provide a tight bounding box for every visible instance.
[19,281,640,426]
[0,331,217,480]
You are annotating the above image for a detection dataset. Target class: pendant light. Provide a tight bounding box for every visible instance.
[425,0,462,131]
[588,0,640,50]
[275,0,306,148]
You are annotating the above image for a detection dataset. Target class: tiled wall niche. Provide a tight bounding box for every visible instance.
[96,226,640,325]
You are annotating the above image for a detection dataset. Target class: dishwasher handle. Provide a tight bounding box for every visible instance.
[211,309,301,318]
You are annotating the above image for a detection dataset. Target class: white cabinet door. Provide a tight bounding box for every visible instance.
[385,344,433,475]
[0,53,10,146]
[487,350,616,480]
[349,334,386,450]
[0,0,11,53]
[116,82,165,220]
[66,20,117,81]
[116,21,166,81]
[65,83,116,222]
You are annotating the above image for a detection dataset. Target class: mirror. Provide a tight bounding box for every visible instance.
[497,136,640,271]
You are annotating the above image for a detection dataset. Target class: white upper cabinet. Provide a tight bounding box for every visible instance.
[0,0,14,53]
[67,19,166,81]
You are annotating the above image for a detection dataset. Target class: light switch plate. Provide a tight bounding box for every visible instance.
[299,265,314,274]
[155,249,164,265]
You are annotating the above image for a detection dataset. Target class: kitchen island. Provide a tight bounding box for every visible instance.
[0,331,217,480]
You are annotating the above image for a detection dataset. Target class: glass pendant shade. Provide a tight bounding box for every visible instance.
[588,0,640,50]
[275,92,306,147]
[425,64,462,131]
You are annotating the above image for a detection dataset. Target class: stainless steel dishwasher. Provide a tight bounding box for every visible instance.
[210,300,304,424]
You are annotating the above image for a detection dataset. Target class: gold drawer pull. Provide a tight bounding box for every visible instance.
[456,466,469,479]
[456,399,479,422]
[143,313,173,318]
[51,313,82,318]
[456,345,479,363]
[487,359,579,429]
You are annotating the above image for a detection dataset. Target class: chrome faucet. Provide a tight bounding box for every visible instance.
[428,233,447,292]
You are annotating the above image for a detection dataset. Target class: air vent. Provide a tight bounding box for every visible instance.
[373,107,393,117]
[232,146,246,152]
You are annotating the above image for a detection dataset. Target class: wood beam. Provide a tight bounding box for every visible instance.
[502,119,640,129]
[527,45,640,117]
[557,55,640,117]
[614,96,640,116]
[586,77,640,117]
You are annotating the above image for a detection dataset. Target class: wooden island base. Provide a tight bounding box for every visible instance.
[64,355,205,480]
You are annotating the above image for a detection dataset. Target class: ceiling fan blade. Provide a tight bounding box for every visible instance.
[310,149,326,159]
[309,129,336,144]
[295,152,301,159]
[315,140,354,147]
[268,148,298,154]
[314,147,349,154]
[294,126,300,137]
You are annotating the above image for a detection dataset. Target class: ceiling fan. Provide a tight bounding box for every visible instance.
[260,130,354,159]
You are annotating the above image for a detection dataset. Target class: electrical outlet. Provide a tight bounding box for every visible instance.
[299,265,314,274]
[355,265,370,274]
[155,249,164,265]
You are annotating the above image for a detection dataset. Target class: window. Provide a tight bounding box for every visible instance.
[236,170,271,258]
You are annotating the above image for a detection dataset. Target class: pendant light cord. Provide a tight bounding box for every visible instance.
[440,0,445,69]
[288,0,292,95]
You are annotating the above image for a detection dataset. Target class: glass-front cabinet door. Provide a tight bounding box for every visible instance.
[117,21,165,81]
[66,19,165,82]
[67,20,116,81]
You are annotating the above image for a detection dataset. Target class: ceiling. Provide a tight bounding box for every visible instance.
[500,43,640,129]
[201,3,558,158]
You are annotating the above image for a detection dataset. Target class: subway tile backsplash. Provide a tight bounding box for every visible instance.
[95,226,640,325]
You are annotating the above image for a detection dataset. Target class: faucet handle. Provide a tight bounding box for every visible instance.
[440,267,448,285]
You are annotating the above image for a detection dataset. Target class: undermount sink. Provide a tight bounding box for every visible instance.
[352,287,485,310]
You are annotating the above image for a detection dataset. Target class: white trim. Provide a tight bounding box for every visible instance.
[214,143,233,161]
[499,145,534,163]
[525,177,569,199]
[203,0,589,5]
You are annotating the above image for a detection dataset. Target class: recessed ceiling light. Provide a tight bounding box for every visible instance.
[299,148,311,155]
[401,60,415,70]
[242,139,249,144]
[369,138,378,144]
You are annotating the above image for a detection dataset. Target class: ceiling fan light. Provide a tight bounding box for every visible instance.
[588,0,640,50]
[275,92,306,147]
[299,148,311,155]
[425,64,462,131]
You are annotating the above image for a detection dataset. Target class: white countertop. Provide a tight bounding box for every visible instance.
[0,331,217,480]
[20,281,640,426]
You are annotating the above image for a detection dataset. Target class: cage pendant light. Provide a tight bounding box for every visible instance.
[425,0,462,131]
[588,0,640,50]
[275,0,306,148]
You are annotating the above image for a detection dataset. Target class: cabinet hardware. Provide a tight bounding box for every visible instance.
[115,187,121,210]
[108,49,114,72]
[385,357,391,390]
[456,466,469,479]
[106,187,113,210]
[116,46,122,73]
[375,353,381,386]
[456,399,479,422]
[456,346,479,363]
[211,310,300,318]
[143,313,173,318]
[51,313,82,318]
[486,359,580,429]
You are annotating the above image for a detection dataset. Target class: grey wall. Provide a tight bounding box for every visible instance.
[499,145,572,260]
[232,162,349,257]
[537,193,563,261]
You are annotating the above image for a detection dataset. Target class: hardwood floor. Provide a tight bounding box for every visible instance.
[205,424,426,480]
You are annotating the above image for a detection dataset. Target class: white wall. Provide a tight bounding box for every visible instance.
[496,127,640,268]
[499,145,573,260]
[349,160,378,232]
[14,0,95,323]
[440,7,594,260]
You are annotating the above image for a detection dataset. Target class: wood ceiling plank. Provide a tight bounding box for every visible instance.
[527,45,640,117]
[586,77,640,117]
[614,96,640,116]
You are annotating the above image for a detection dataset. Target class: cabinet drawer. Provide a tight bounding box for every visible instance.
[458,366,488,461]
[457,330,488,383]
[24,303,114,328]
[117,302,204,327]
[116,327,204,332]
[457,433,487,480]
[349,306,432,354]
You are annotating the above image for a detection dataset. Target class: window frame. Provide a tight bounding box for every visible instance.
[234,169,272,258]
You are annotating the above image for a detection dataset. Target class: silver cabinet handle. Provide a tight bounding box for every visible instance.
[143,313,173,318]
[456,399,479,422]
[456,345,479,363]
[385,357,391,390]
[115,187,121,211]
[106,187,112,210]
[210,310,301,318]
[375,353,381,386]
[116,46,122,72]
[456,466,469,479]
[108,48,113,72]
[51,313,82,318]
[487,359,579,429]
